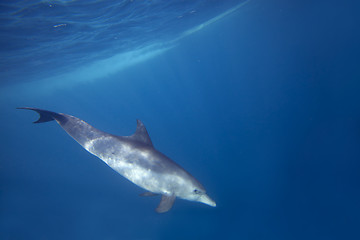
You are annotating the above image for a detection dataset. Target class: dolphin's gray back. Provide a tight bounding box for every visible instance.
[17,107,198,184]
[32,108,197,193]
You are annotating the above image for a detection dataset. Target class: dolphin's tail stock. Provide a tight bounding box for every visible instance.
[17,107,66,124]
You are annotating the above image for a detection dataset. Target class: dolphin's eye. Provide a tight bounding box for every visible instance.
[193,189,201,194]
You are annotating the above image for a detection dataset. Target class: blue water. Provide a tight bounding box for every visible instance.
[1,0,360,239]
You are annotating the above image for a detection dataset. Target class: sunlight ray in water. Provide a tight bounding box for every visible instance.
[0,1,249,99]
[0,43,172,98]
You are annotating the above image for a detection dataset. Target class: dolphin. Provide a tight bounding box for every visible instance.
[18,107,216,213]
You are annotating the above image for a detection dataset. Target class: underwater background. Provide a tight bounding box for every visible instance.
[1,0,360,239]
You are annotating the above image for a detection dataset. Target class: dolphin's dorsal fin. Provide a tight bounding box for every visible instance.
[156,195,176,213]
[129,120,153,147]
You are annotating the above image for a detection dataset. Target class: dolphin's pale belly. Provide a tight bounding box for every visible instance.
[83,135,188,195]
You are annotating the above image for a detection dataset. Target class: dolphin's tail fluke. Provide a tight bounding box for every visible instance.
[17,107,65,124]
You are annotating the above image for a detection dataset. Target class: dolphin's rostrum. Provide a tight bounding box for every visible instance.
[18,107,216,213]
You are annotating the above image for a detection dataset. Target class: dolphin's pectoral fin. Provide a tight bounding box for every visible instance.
[156,195,176,213]
[140,192,158,197]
